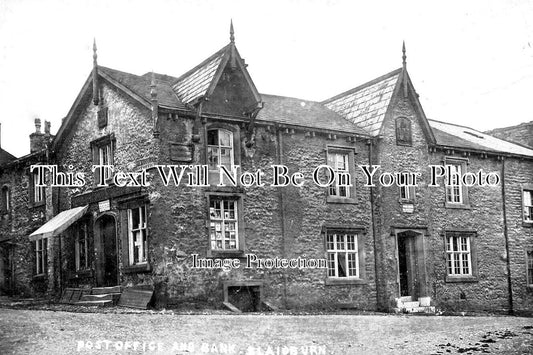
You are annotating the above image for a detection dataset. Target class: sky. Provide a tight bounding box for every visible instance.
[0,0,532,157]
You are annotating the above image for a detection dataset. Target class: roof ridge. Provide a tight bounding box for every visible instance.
[260,93,323,104]
[428,118,487,134]
[322,68,402,104]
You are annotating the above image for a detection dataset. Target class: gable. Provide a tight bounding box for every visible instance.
[172,44,262,117]
[323,69,401,136]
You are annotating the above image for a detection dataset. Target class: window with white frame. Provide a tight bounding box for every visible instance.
[128,205,148,265]
[445,162,463,204]
[523,189,533,222]
[98,143,113,182]
[1,186,10,212]
[327,152,350,198]
[75,223,89,270]
[527,251,533,286]
[35,238,48,275]
[399,173,415,201]
[326,232,359,278]
[446,233,472,276]
[209,198,238,250]
[32,170,45,204]
[91,136,114,185]
[207,129,233,170]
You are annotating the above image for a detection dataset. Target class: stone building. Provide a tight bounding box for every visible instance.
[0,27,532,314]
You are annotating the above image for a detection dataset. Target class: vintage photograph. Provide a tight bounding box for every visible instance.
[0,0,532,354]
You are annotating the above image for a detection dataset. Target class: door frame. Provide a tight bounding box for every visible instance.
[393,228,428,299]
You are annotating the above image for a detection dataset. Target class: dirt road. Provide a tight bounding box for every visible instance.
[0,309,532,354]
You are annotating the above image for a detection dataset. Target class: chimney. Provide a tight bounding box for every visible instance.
[44,120,51,135]
[30,118,46,153]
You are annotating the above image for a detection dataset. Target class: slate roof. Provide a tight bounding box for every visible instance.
[172,46,228,104]
[99,66,187,110]
[323,69,401,136]
[0,148,16,165]
[257,94,368,135]
[429,119,533,157]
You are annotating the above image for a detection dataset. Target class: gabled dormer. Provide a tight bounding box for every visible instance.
[172,21,262,118]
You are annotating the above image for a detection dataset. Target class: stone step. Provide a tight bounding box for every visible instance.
[91,286,122,295]
[401,301,420,308]
[76,300,113,307]
[79,293,121,303]
[398,296,412,302]
[393,306,436,314]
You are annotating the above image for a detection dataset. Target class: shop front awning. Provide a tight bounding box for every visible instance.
[29,205,88,241]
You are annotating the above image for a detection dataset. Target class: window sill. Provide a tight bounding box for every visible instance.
[325,277,366,286]
[445,202,471,210]
[522,221,533,228]
[445,275,478,283]
[208,250,245,258]
[326,196,356,204]
[123,263,152,274]
[31,201,45,208]
[33,274,47,281]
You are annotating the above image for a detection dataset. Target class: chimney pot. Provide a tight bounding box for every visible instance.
[35,118,41,133]
[44,120,51,135]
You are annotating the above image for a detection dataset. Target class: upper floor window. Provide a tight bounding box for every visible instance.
[128,205,148,265]
[399,173,415,202]
[523,188,533,223]
[446,163,463,204]
[35,238,48,275]
[1,186,10,212]
[396,117,412,146]
[326,147,356,203]
[444,158,469,209]
[31,170,45,205]
[91,135,115,186]
[207,129,233,170]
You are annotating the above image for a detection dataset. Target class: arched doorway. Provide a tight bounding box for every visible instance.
[94,214,118,286]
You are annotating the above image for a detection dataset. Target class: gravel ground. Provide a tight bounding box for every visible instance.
[0,308,532,355]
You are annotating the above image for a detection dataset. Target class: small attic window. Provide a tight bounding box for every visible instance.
[97,106,108,129]
[464,131,484,139]
[396,117,412,146]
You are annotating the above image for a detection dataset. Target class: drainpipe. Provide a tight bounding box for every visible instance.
[368,139,382,310]
[276,126,288,308]
[501,158,513,314]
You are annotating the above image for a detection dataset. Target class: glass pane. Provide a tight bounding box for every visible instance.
[337,252,347,277]
[219,130,232,147]
[336,234,345,250]
[207,130,218,146]
[131,207,140,229]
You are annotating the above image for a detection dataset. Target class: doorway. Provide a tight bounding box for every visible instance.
[396,230,426,299]
[95,215,118,287]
